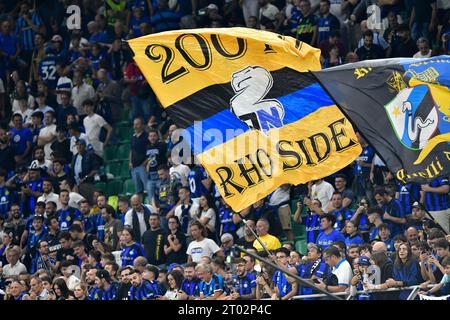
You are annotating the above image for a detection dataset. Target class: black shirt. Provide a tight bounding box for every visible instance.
[391,39,417,58]
[356,44,385,60]
[142,228,167,265]
[145,142,167,173]
[236,236,256,250]
[165,230,187,265]
[50,139,72,164]
[56,247,74,262]
[0,145,16,173]
[131,131,148,168]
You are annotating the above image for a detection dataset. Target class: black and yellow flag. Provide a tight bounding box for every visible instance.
[128,28,361,212]
[313,56,450,184]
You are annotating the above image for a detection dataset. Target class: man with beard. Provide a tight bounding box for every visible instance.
[101,204,123,251]
[57,189,81,232]
[92,269,118,300]
[21,165,43,218]
[116,266,133,300]
[226,258,256,300]
[179,262,201,299]
[128,269,158,300]
[37,179,60,209]
[34,239,57,274]
[86,266,99,299]
[374,188,407,238]
[4,203,27,245]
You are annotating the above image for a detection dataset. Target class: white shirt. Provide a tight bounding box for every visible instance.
[30,159,53,172]
[332,258,353,287]
[2,261,28,277]
[124,205,155,238]
[12,95,35,113]
[269,187,290,206]
[71,83,96,115]
[329,0,345,22]
[83,113,107,157]
[14,109,33,125]
[174,201,199,229]
[69,191,85,209]
[413,50,432,59]
[186,238,221,263]
[311,180,335,213]
[259,4,279,30]
[195,208,216,232]
[37,192,62,210]
[170,164,190,187]
[70,133,90,155]
[38,124,57,160]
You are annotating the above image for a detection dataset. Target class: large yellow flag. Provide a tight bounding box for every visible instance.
[128,28,361,212]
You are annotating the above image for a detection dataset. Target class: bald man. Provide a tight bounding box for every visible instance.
[405,227,419,243]
[372,241,387,254]
[124,194,154,243]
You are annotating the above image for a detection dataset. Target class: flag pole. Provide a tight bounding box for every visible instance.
[233,245,343,300]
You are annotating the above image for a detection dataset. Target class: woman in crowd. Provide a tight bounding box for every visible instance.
[381,243,423,299]
[158,270,185,300]
[73,283,88,300]
[120,227,145,267]
[52,278,74,300]
[195,193,218,241]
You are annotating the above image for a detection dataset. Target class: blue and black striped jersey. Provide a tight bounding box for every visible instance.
[181,278,201,297]
[57,207,81,232]
[231,272,256,296]
[129,280,157,300]
[302,213,321,244]
[424,178,449,212]
[198,274,224,298]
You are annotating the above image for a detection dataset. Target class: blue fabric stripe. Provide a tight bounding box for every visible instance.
[185,83,334,155]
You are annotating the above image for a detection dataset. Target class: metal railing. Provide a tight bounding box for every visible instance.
[259,284,435,301]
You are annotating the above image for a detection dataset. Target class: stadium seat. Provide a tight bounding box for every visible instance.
[94,182,107,193]
[106,180,123,197]
[119,161,130,179]
[117,126,133,142]
[105,163,121,178]
[116,144,131,160]
[295,240,307,256]
[123,179,136,195]
[103,145,117,162]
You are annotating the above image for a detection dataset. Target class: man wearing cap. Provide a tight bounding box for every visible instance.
[92,269,119,300]
[349,255,373,300]
[37,111,57,160]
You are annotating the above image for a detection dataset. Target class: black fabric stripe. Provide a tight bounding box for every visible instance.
[166,67,317,129]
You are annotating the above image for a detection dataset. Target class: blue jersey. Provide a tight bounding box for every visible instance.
[80,214,96,234]
[95,284,118,300]
[38,56,58,90]
[396,182,421,215]
[181,278,201,297]
[298,259,329,296]
[302,213,321,244]
[331,207,352,231]
[382,198,406,237]
[188,166,209,198]
[273,270,292,298]
[318,14,340,44]
[232,272,256,296]
[369,226,380,242]
[424,178,450,212]
[33,252,56,274]
[121,243,145,266]
[16,13,43,51]
[93,213,105,241]
[219,206,239,235]
[129,280,158,300]
[27,178,43,216]
[198,274,224,298]
[354,145,374,175]
[349,210,371,232]
[9,127,33,156]
[88,286,100,300]
[0,186,12,219]
[316,229,346,250]
[57,207,81,232]
[345,234,365,246]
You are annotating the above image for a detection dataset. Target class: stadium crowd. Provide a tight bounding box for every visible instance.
[0,0,450,300]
